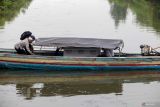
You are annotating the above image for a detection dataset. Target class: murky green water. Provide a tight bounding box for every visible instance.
[1,0,160,107]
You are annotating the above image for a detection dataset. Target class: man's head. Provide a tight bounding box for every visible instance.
[30,35,35,41]
[28,37,34,43]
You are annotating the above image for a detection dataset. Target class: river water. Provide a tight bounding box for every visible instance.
[1,0,160,107]
[0,70,160,107]
[0,0,160,52]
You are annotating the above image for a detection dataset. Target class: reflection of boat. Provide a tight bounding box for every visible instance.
[0,70,160,83]
[1,37,160,71]
[16,82,122,99]
[1,70,160,99]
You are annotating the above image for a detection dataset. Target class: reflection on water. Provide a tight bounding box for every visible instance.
[16,82,122,100]
[109,0,128,27]
[0,70,160,107]
[0,0,160,52]
[109,0,160,33]
[0,0,32,28]
[0,70,160,98]
[1,0,160,106]
[1,0,160,32]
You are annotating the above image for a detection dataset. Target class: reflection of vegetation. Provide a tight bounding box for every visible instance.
[1,70,160,100]
[14,73,160,99]
[40,82,122,96]
[109,0,128,27]
[109,0,160,32]
[16,82,122,99]
[0,0,32,28]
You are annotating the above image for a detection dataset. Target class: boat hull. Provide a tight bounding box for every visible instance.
[1,51,160,71]
[1,61,160,71]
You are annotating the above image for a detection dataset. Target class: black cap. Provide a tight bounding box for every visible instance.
[20,31,32,40]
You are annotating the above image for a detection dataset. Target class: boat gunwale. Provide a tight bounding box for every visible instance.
[1,55,160,67]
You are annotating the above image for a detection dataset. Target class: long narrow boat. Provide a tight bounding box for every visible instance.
[1,37,160,71]
[1,48,160,71]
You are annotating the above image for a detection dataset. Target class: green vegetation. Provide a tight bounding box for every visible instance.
[109,0,128,27]
[109,0,160,33]
[0,0,32,28]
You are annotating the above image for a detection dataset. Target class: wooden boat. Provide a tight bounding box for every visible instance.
[1,37,160,71]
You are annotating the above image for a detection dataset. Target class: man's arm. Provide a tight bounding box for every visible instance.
[25,41,34,55]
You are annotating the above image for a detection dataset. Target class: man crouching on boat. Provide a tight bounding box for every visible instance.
[14,31,35,55]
